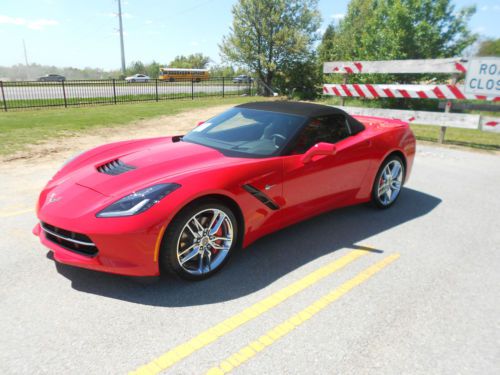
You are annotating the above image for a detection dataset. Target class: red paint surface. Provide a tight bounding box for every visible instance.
[34,116,415,276]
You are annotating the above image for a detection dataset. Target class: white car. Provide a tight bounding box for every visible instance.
[125,74,150,83]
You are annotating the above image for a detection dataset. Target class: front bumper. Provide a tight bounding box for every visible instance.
[33,221,163,277]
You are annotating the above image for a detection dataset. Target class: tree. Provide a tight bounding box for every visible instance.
[145,61,162,78]
[477,38,500,57]
[168,53,211,69]
[220,0,321,95]
[125,61,146,76]
[317,24,337,63]
[323,0,476,61]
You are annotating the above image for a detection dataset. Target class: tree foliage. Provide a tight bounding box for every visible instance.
[220,0,321,95]
[124,60,162,78]
[320,0,477,61]
[317,24,337,63]
[209,65,250,77]
[477,38,500,57]
[167,53,211,69]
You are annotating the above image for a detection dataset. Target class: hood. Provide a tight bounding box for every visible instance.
[53,137,243,197]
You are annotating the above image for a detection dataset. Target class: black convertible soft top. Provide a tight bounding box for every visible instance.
[236,101,365,134]
[237,100,349,117]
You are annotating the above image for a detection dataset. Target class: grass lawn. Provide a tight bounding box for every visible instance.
[409,124,500,151]
[0,96,262,156]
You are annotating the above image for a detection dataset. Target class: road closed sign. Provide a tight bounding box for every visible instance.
[464,57,500,97]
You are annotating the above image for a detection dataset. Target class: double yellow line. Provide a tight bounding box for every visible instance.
[131,248,399,375]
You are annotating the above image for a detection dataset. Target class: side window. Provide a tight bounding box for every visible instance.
[291,115,350,154]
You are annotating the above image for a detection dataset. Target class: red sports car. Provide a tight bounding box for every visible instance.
[33,101,415,280]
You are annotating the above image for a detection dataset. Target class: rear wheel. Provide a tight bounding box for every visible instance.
[371,155,405,209]
[160,201,238,280]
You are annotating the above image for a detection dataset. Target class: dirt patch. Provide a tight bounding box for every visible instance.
[1,105,233,165]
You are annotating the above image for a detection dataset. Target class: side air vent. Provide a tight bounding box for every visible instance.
[97,159,136,176]
[242,184,280,210]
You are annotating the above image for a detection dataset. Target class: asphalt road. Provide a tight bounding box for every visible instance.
[0,144,499,374]
[2,83,245,100]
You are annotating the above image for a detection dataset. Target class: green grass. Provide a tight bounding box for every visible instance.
[0,96,262,156]
[410,124,500,151]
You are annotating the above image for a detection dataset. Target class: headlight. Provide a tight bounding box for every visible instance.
[96,183,181,218]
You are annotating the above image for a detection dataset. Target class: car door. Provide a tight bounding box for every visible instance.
[280,114,372,222]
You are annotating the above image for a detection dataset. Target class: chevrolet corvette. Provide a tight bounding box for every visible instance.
[33,101,415,280]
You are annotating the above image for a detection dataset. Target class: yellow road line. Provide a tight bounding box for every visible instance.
[0,208,34,218]
[205,253,400,375]
[130,248,372,375]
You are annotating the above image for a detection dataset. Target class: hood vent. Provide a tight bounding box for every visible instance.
[97,159,136,176]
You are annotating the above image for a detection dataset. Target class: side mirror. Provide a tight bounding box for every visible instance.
[301,142,337,164]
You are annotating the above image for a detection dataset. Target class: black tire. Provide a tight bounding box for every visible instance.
[160,200,238,281]
[371,155,405,209]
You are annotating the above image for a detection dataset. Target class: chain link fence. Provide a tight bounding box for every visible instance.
[0,77,254,111]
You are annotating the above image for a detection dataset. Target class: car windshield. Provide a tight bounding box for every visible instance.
[182,108,306,157]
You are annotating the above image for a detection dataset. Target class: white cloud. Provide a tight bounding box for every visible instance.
[330,13,345,20]
[0,14,59,30]
[474,26,486,33]
[145,20,153,24]
[191,41,200,47]
[480,5,500,11]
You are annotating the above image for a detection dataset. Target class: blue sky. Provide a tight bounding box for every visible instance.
[0,0,498,70]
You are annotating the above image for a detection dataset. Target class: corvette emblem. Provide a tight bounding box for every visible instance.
[48,193,61,204]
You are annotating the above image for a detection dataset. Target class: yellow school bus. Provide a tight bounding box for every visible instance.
[159,68,209,82]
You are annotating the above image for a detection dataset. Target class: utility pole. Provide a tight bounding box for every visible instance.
[117,0,126,75]
[23,39,29,66]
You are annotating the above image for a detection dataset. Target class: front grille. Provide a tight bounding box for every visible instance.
[41,222,98,257]
[97,159,136,175]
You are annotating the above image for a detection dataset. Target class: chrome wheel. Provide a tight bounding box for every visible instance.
[176,208,234,276]
[377,160,403,206]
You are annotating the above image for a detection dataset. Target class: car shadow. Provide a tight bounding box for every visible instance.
[52,187,441,306]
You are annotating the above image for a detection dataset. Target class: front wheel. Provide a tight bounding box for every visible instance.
[371,155,405,209]
[160,202,238,280]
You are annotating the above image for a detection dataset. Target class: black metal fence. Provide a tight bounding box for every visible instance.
[0,77,254,111]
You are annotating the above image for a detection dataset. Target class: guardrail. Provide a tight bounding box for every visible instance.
[0,77,254,111]
[322,58,500,141]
